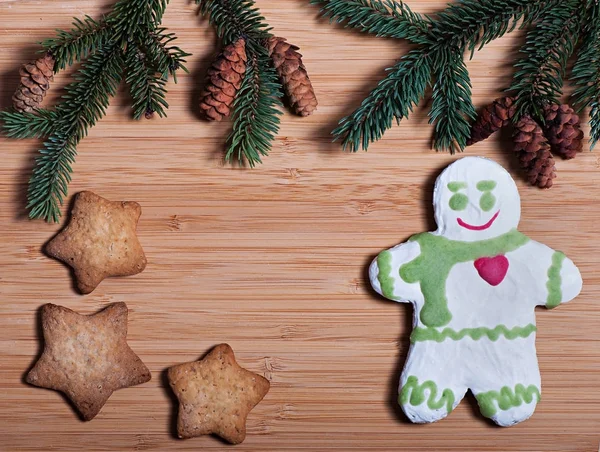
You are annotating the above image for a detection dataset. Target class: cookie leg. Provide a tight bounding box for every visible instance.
[470,336,541,427]
[473,383,540,427]
[399,342,467,423]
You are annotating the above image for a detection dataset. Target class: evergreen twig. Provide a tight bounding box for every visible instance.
[226,46,282,166]
[429,0,562,55]
[333,50,431,152]
[0,109,59,139]
[312,0,569,153]
[27,47,124,223]
[0,0,187,222]
[430,48,476,153]
[124,43,168,120]
[145,28,191,81]
[311,0,431,43]
[510,0,583,122]
[198,0,272,43]
[572,1,600,149]
[198,0,283,165]
[42,16,111,71]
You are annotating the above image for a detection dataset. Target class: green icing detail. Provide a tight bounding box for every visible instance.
[449,193,468,211]
[476,384,541,418]
[400,376,455,413]
[546,251,566,309]
[377,251,395,299]
[477,180,497,191]
[399,230,530,327]
[410,324,537,343]
[479,192,496,212]
[448,182,467,193]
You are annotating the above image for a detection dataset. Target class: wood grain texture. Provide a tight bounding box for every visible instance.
[1,1,599,451]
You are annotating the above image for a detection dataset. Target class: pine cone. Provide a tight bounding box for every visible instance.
[543,103,584,159]
[267,37,317,117]
[13,53,55,113]
[513,116,557,189]
[467,96,516,146]
[199,38,247,121]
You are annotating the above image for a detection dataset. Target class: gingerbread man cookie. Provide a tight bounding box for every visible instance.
[369,157,582,426]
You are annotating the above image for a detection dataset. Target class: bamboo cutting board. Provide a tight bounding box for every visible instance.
[1,1,599,451]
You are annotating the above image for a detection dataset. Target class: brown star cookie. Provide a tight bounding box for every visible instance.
[167,344,270,444]
[26,302,151,421]
[46,191,147,294]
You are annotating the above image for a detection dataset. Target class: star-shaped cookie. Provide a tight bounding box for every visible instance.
[46,191,147,294]
[26,302,151,421]
[167,344,270,444]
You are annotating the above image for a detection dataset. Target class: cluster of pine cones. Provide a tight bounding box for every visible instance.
[468,97,584,189]
[199,36,317,121]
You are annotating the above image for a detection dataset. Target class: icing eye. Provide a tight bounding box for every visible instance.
[477,180,497,192]
[449,193,468,211]
[480,192,496,212]
[448,182,467,193]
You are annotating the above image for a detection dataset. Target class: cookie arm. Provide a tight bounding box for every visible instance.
[543,250,582,309]
[369,241,423,303]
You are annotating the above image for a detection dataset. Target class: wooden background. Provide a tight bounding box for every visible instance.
[1,1,599,450]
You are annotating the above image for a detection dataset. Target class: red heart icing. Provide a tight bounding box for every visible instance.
[474,255,509,286]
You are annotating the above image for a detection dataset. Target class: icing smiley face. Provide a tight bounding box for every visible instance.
[433,157,521,242]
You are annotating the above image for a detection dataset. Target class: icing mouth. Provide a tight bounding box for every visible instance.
[457,211,500,231]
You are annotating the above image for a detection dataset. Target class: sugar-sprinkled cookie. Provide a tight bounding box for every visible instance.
[369,157,582,427]
[26,302,151,421]
[46,191,147,294]
[167,344,270,444]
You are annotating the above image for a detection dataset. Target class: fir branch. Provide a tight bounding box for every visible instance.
[199,0,283,163]
[311,0,431,43]
[587,104,600,150]
[124,43,168,120]
[311,0,567,153]
[429,48,476,153]
[197,0,272,43]
[510,0,583,121]
[27,134,78,223]
[1,0,186,222]
[145,28,191,81]
[430,0,562,55]
[27,47,124,222]
[333,49,431,152]
[42,16,112,71]
[226,42,282,166]
[109,0,168,39]
[572,1,600,148]
[0,109,60,139]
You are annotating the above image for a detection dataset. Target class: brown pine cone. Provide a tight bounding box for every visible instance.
[467,96,516,146]
[267,37,317,117]
[543,103,584,159]
[513,116,557,189]
[199,38,247,122]
[13,53,55,113]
